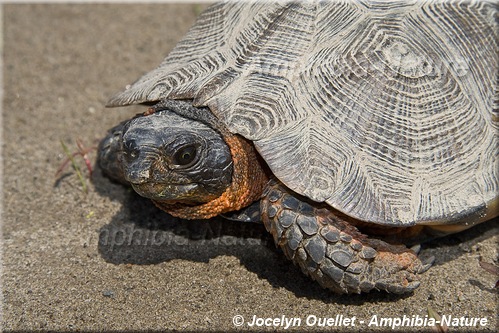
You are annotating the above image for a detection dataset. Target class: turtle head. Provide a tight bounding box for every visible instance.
[99,100,269,220]
[115,110,233,204]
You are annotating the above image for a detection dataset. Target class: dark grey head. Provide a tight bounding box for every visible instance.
[99,109,233,204]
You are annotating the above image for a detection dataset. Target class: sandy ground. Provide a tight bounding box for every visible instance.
[2,3,498,332]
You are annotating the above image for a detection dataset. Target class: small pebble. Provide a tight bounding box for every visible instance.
[102,290,114,298]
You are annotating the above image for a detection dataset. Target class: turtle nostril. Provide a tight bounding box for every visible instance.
[123,139,141,162]
[121,140,153,184]
[125,149,139,162]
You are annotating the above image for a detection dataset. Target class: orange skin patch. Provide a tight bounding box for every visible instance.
[316,207,422,277]
[367,238,420,270]
[153,133,269,220]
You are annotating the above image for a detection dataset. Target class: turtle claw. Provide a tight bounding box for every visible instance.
[407,245,434,273]
[410,244,421,254]
[418,255,435,273]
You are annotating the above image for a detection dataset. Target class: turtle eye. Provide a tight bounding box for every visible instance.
[173,145,197,166]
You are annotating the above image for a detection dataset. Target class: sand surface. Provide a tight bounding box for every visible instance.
[2,3,498,332]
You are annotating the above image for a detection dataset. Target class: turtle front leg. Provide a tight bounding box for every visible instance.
[261,180,433,294]
[98,120,129,185]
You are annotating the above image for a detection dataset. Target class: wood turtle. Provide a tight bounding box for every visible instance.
[98,1,498,294]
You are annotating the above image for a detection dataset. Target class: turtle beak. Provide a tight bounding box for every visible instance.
[130,182,199,202]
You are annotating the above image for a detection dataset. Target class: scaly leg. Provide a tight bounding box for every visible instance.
[261,180,433,294]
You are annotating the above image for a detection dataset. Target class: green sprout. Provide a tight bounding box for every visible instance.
[56,139,96,193]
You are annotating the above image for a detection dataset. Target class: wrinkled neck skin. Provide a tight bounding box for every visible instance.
[121,100,269,219]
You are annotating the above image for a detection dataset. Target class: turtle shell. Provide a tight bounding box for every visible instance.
[107,1,498,226]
